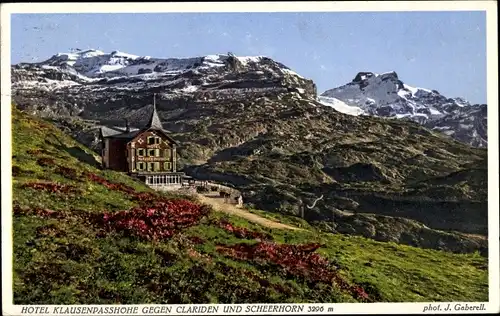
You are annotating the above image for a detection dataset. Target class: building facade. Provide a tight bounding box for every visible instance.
[100,99,184,188]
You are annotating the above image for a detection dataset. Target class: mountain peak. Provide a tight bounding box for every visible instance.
[352,72,375,82]
[319,70,486,147]
[321,71,473,120]
[379,71,399,79]
[352,71,399,83]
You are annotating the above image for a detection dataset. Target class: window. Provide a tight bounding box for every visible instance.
[148,162,155,171]
[136,162,145,170]
[137,149,145,157]
[148,149,156,157]
[164,149,171,158]
[164,162,171,171]
[147,136,161,145]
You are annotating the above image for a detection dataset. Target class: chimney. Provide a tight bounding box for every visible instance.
[125,119,130,133]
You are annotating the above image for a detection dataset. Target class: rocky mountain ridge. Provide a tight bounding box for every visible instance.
[319,71,487,147]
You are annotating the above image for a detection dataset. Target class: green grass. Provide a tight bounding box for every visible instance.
[11,107,488,304]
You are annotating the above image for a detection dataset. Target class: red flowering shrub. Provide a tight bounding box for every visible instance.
[22,181,80,194]
[100,200,210,241]
[83,171,211,240]
[27,149,52,156]
[216,219,272,240]
[131,192,168,204]
[216,242,371,302]
[55,166,81,180]
[36,157,55,167]
[27,149,43,156]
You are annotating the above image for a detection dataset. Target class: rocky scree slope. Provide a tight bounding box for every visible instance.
[11,50,488,254]
[319,71,487,148]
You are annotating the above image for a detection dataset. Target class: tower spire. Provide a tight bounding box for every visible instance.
[145,93,163,130]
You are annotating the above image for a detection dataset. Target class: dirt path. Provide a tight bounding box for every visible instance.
[196,194,302,231]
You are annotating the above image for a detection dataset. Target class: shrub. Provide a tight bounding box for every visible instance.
[216,242,371,302]
[99,200,210,241]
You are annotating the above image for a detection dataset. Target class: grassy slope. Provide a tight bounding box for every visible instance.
[11,108,488,304]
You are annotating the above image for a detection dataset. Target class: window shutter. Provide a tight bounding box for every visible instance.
[156,149,160,157]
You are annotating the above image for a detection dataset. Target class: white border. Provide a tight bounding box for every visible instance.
[1,1,498,315]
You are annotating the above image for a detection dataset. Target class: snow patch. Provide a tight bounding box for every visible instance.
[236,56,263,65]
[403,84,432,95]
[318,96,365,116]
[395,113,412,119]
[181,85,199,93]
[429,107,442,115]
[433,126,451,130]
[111,51,140,59]
[397,89,411,98]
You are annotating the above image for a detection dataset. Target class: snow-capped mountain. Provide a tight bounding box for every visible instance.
[11,49,317,128]
[20,49,306,82]
[320,71,487,147]
[12,49,316,113]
